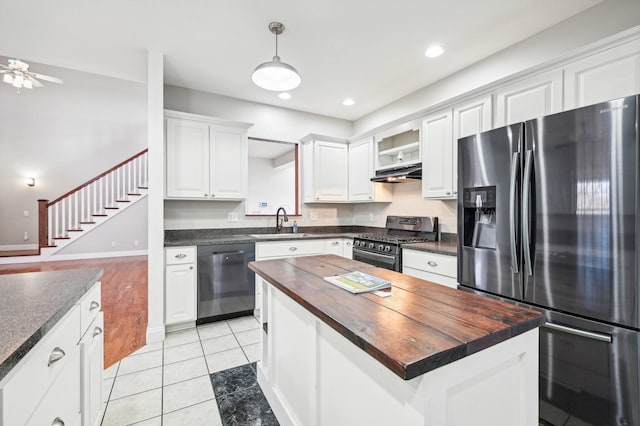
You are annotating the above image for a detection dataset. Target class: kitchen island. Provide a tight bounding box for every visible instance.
[249,255,544,426]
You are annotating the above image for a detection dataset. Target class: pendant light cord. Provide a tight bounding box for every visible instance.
[275,31,279,57]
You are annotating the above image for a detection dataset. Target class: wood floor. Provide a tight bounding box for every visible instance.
[0,256,148,369]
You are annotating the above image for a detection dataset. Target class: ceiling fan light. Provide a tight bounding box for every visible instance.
[252,56,301,91]
[23,79,32,89]
[12,75,23,88]
[3,74,13,84]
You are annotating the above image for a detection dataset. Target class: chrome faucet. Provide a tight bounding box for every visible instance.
[275,207,289,233]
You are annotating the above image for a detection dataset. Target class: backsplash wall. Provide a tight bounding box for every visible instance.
[351,181,457,233]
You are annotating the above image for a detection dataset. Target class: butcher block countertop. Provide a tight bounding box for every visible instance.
[249,254,544,380]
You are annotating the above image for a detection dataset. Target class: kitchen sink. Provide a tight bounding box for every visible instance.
[250,233,311,239]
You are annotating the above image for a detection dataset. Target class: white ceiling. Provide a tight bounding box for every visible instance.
[0,0,603,121]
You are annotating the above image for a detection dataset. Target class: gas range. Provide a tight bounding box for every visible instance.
[352,216,438,272]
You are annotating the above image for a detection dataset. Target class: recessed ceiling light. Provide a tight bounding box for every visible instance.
[278,92,291,100]
[425,45,444,58]
[342,98,355,106]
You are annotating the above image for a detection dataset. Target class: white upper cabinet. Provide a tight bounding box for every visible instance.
[166,118,210,198]
[495,69,563,127]
[209,125,248,199]
[348,137,392,202]
[421,108,453,199]
[564,39,640,110]
[165,111,251,200]
[452,94,493,195]
[301,135,348,203]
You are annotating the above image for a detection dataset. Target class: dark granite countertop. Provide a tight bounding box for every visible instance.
[250,255,544,380]
[164,227,457,247]
[0,268,103,381]
[401,241,458,256]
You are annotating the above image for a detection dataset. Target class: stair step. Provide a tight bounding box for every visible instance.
[92,214,108,217]
[79,221,96,225]
[128,193,142,196]
[53,237,71,240]
[138,186,149,189]
[116,200,131,203]
[67,229,83,232]
[104,207,119,210]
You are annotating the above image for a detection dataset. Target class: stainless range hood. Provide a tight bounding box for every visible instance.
[371,164,422,183]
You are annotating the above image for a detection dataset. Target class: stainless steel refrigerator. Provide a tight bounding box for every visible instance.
[457,95,639,426]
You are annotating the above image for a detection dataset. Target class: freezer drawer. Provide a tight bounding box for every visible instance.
[539,310,639,426]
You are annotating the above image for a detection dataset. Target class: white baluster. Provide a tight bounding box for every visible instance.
[47,206,53,246]
[74,192,79,229]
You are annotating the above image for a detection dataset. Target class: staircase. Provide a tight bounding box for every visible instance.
[0,149,149,263]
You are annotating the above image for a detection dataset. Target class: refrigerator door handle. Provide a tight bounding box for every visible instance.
[509,152,520,274]
[542,322,612,343]
[522,150,534,276]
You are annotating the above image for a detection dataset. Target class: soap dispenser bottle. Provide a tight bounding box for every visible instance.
[292,221,298,234]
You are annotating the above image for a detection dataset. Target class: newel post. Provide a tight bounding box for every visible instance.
[38,199,48,248]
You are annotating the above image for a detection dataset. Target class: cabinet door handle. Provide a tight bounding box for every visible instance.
[48,347,66,366]
[175,253,187,259]
[289,246,298,251]
[93,327,103,338]
[446,192,451,195]
[52,417,65,426]
[331,242,339,246]
[316,197,320,200]
[211,194,215,198]
[189,266,194,270]
[204,193,207,197]
[89,300,100,311]
[453,191,458,195]
[427,261,438,267]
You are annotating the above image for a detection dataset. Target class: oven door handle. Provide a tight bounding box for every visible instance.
[352,249,396,266]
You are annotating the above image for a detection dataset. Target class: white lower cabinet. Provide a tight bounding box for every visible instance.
[402,249,457,289]
[80,312,104,426]
[0,282,103,426]
[165,246,197,325]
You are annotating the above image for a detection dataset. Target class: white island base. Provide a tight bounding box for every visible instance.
[258,285,539,426]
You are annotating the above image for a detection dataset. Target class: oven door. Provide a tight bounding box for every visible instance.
[352,248,399,271]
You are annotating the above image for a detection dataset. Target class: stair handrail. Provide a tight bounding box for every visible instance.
[38,148,149,249]
[46,148,148,207]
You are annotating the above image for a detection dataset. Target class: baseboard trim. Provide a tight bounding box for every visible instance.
[0,244,38,250]
[45,250,148,262]
[146,325,166,343]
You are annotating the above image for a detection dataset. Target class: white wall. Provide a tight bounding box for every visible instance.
[352,182,457,233]
[163,85,356,229]
[164,85,353,141]
[247,158,295,215]
[353,0,640,134]
[0,55,147,248]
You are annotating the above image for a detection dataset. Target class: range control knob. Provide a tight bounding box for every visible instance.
[384,245,392,252]
[368,243,375,249]
[377,244,384,251]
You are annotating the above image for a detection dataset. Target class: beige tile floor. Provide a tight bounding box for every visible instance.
[101,316,261,425]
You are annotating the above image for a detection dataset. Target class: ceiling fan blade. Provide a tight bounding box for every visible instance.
[0,64,10,70]
[31,72,63,84]
[27,76,43,87]
[0,70,9,73]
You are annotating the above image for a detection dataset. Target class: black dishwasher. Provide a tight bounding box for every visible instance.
[197,243,255,324]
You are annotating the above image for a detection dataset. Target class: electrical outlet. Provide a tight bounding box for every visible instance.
[111,241,116,247]
[310,211,319,221]
[23,231,29,241]
[369,213,375,222]
[134,240,139,246]
[228,212,239,222]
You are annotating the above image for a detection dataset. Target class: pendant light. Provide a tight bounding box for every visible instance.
[252,22,301,92]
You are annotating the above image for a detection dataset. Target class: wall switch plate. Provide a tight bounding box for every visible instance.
[111,241,116,247]
[310,211,319,221]
[134,240,139,246]
[369,213,375,222]
[228,212,239,222]
[23,231,29,241]
[23,210,29,217]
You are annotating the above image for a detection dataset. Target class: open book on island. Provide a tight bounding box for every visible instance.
[323,271,391,294]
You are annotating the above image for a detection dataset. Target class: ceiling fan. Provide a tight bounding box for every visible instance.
[0,59,63,92]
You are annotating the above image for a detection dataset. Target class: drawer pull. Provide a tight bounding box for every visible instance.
[175,253,187,259]
[427,261,438,267]
[189,266,194,270]
[289,247,298,251]
[332,242,339,246]
[52,417,65,426]
[93,326,104,338]
[48,347,66,366]
[89,300,100,311]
